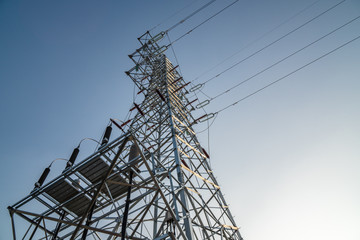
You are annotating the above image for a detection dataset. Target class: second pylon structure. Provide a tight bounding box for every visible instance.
[8,31,243,240]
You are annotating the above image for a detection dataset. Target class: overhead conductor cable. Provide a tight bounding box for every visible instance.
[170,0,240,45]
[149,0,202,32]
[191,0,321,83]
[166,0,217,32]
[214,34,360,114]
[190,0,346,91]
[205,15,360,102]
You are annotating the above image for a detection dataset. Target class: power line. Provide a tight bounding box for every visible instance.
[170,0,240,45]
[191,0,321,83]
[190,0,346,90]
[149,0,202,32]
[214,34,360,114]
[166,0,240,102]
[207,15,360,102]
[146,0,217,47]
[166,0,217,33]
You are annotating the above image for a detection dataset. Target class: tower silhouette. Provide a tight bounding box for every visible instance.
[8,31,242,240]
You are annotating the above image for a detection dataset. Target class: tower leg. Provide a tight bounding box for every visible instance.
[52,210,66,240]
[8,207,17,240]
[121,170,134,240]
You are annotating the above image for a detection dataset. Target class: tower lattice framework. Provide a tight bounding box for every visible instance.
[8,31,242,240]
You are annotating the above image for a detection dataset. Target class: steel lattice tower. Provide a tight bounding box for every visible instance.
[8,32,243,240]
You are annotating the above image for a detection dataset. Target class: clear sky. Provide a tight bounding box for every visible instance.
[0,0,359,239]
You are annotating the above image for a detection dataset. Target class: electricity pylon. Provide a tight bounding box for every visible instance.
[8,31,243,240]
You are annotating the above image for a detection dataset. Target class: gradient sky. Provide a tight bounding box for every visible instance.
[0,0,359,239]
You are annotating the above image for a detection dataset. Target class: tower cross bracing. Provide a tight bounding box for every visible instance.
[8,31,242,240]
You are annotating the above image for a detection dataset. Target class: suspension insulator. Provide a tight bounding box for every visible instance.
[134,103,145,116]
[66,147,80,169]
[201,147,210,159]
[174,82,190,93]
[101,125,112,146]
[121,119,132,127]
[110,119,124,132]
[156,89,166,102]
[34,167,50,188]
[171,77,183,85]
[169,65,179,73]
[181,159,189,168]
[185,98,198,107]
[193,114,207,124]
[137,88,146,95]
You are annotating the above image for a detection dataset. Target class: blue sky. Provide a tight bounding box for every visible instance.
[0,0,359,239]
